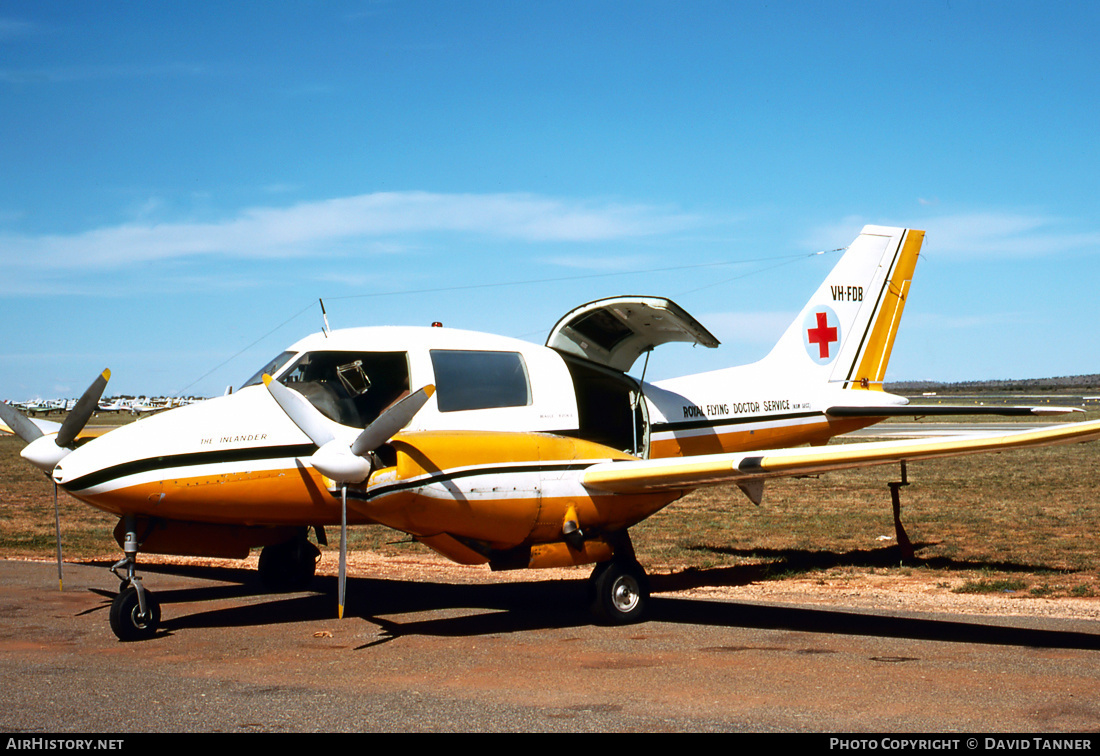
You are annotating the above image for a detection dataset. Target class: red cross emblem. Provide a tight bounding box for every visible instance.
[806,311,838,359]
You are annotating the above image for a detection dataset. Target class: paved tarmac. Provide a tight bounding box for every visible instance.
[2,559,1099,733]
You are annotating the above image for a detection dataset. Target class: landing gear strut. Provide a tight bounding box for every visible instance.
[588,532,650,625]
[890,461,915,562]
[108,515,160,642]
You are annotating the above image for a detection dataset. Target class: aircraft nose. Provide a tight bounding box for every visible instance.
[46,425,115,490]
[50,448,82,488]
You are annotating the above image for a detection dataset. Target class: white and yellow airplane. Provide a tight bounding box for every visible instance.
[4,225,1099,641]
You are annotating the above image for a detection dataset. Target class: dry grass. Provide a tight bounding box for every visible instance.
[2,411,1099,600]
[0,436,121,555]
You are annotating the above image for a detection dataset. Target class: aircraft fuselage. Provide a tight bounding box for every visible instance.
[51,325,894,538]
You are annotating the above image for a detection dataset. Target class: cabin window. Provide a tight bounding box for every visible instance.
[274,351,410,428]
[430,350,530,412]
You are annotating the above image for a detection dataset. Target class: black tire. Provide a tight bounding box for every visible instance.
[109,587,160,642]
[258,539,319,592]
[589,560,649,625]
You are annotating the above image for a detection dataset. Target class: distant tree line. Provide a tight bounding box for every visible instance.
[886,374,1100,394]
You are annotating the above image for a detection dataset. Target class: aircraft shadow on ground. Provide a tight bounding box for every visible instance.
[646,597,1100,651]
[674,543,1073,585]
[80,559,263,605]
[75,560,1100,651]
[160,574,595,638]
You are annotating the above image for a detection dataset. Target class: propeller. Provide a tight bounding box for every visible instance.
[263,376,435,618]
[0,369,112,591]
[11,369,111,472]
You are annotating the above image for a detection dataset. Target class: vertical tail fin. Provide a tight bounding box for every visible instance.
[760,226,923,390]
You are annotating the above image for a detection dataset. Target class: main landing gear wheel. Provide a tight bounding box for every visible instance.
[589,559,650,625]
[258,538,320,592]
[109,586,161,642]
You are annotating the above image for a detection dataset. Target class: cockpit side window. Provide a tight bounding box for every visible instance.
[276,351,410,429]
[430,350,530,412]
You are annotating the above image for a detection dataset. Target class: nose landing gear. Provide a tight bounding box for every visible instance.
[108,517,160,641]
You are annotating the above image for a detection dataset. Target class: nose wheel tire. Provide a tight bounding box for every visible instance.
[589,560,649,625]
[109,586,161,642]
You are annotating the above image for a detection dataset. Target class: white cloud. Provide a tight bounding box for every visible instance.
[0,191,701,272]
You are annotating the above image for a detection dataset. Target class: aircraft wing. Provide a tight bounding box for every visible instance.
[827,404,1082,418]
[583,418,1100,494]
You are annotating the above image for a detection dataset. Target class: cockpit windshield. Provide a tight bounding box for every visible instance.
[240,351,297,390]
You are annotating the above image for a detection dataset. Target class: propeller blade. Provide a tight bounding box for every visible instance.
[338,485,347,620]
[0,402,45,444]
[262,375,336,447]
[350,385,435,456]
[53,483,63,591]
[56,369,110,448]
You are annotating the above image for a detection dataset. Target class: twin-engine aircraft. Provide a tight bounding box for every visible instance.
[5,225,1100,641]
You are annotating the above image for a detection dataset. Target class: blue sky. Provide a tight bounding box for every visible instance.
[2,1,1099,400]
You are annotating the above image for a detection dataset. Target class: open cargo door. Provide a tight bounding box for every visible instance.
[546,297,720,372]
